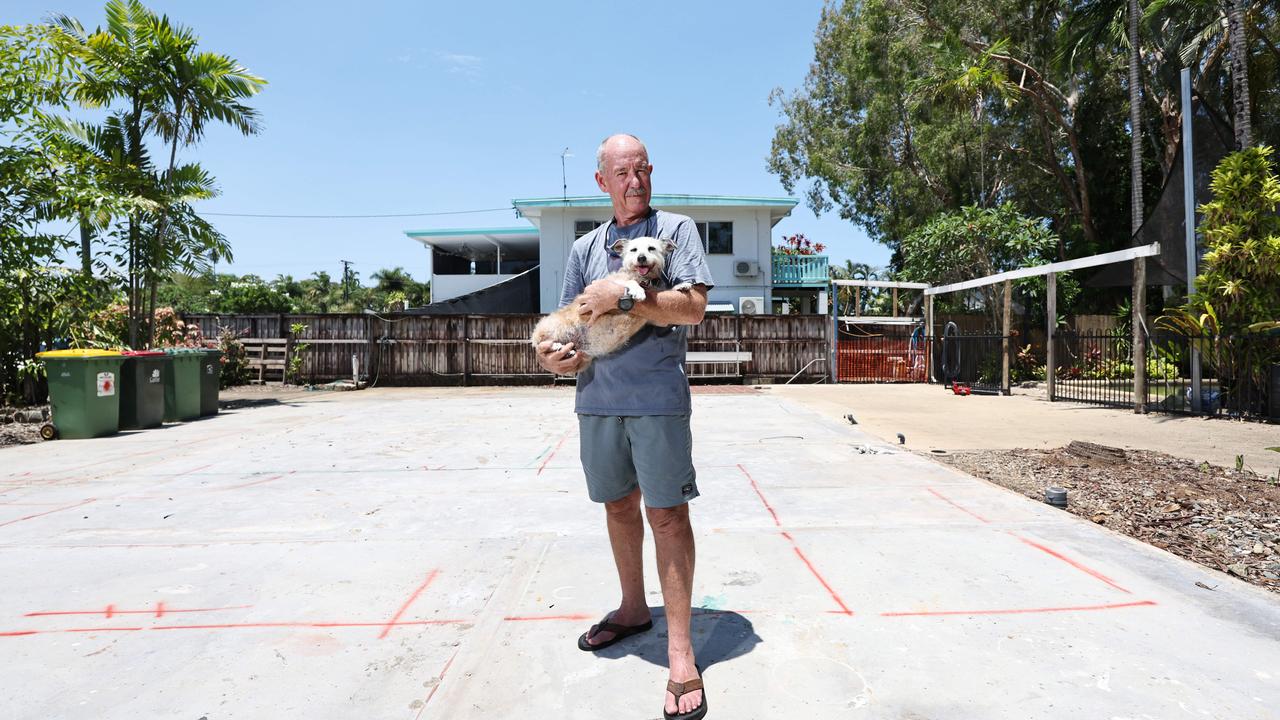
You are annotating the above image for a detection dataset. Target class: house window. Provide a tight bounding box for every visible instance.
[574,220,602,239]
[696,221,733,254]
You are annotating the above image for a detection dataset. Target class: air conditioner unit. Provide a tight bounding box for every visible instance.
[739,296,765,315]
[733,260,760,277]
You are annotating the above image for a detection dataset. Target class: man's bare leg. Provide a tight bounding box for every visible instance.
[646,502,701,715]
[583,488,651,646]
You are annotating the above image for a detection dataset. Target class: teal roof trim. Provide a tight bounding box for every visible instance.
[511,194,798,210]
[405,226,536,237]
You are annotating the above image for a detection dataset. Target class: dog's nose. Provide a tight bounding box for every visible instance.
[637,255,647,263]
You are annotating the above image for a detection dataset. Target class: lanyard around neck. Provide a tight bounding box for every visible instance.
[603,210,657,258]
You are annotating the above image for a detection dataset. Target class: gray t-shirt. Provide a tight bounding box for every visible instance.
[559,209,715,415]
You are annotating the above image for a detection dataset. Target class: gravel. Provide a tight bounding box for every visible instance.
[935,444,1280,595]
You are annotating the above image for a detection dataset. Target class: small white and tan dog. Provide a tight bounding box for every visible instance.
[530,236,691,366]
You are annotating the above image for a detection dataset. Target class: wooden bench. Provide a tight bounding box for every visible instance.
[685,351,752,380]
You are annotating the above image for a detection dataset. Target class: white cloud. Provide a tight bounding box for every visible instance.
[435,51,483,76]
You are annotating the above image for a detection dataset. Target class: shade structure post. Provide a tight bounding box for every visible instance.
[1002,279,1012,395]
[1046,273,1057,401]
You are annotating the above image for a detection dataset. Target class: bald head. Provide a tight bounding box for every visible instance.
[596,134,648,172]
[594,133,654,226]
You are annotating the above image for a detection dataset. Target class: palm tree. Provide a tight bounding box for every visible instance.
[371,267,414,294]
[142,13,264,342]
[1227,0,1252,147]
[50,0,162,347]
[830,260,883,316]
[1129,0,1148,413]
[49,0,263,346]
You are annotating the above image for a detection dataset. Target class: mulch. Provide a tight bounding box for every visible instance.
[0,405,49,448]
[934,443,1280,595]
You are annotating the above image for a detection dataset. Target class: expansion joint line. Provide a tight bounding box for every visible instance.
[736,464,853,616]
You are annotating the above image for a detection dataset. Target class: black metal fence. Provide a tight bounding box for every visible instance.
[1052,331,1138,408]
[1052,330,1280,421]
[933,330,1008,393]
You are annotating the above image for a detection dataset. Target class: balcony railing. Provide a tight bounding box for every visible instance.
[772,254,829,286]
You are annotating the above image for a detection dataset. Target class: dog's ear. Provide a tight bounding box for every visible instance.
[610,238,627,255]
[663,239,677,256]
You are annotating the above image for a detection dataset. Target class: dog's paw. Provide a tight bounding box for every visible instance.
[624,280,647,301]
[672,281,693,292]
[551,342,563,352]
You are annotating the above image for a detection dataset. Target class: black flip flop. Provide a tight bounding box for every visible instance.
[576,613,654,651]
[663,670,707,720]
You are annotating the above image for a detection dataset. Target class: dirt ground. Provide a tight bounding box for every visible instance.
[938,445,1280,595]
[0,406,46,447]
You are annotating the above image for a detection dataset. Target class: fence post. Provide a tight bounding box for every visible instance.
[1046,273,1057,401]
[924,295,934,383]
[462,315,471,387]
[284,333,295,385]
[1002,280,1012,395]
[365,314,376,385]
[1133,258,1147,414]
[829,296,837,384]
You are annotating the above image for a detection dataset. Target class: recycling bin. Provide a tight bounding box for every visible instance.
[162,348,204,422]
[198,349,223,416]
[34,349,125,439]
[118,350,169,430]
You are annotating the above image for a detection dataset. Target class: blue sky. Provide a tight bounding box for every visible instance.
[12,0,887,284]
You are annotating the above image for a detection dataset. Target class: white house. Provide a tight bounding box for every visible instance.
[405,194,829,314]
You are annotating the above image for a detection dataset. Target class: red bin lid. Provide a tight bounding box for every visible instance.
[121,350,168,357]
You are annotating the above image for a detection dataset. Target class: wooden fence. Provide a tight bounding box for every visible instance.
[184,313,833,385]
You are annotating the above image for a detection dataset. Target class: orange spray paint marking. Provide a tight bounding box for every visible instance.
[378,570,441,639]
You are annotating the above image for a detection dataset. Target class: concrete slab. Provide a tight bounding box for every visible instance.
[2,387,1279,719]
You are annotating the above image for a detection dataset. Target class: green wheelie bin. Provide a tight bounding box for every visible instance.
[163,348,203,422]
[35,349,125,439]
[198,349,222,416]
[118,350,169,430]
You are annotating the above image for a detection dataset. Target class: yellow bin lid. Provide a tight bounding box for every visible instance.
[36,349,123,358]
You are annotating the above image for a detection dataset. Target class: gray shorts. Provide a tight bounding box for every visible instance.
[577,414,698,508]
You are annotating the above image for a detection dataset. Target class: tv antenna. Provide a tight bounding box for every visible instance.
[560,147,574,202]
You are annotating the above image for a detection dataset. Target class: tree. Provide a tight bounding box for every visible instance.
[370,266,430,309]
[1227,0,1252,147]
[48,0,263,347]
[898,203,1077,329]
[0,24,131,400]
[140,12,264,341]
[770,0,1280,275]
[769,0,1112,260]
[829,260,885,315]
[1190,146,1280,331]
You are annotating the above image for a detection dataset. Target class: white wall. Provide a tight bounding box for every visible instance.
[433,273,519,302]
[537,206,777,313]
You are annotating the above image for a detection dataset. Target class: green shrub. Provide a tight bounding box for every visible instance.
[217,327,250,389]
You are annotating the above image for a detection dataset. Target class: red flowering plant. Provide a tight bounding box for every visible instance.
[773,233,826,256]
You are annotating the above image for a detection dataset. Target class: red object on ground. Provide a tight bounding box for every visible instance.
[952,383,971,396]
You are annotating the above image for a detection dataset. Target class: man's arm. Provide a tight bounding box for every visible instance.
[535,242,592,375]
[535,340,587,375]
[575,281,708,327]
[630,284,707,325]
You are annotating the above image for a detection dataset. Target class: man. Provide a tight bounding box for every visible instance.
[535,134,712,719]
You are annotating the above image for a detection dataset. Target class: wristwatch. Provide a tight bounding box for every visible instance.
[617,295,635,312]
